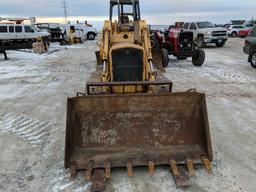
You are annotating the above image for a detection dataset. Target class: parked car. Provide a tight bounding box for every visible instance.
[60,24,98,40]
[243,25,256,68]
[35,23,64,42]
[183,21,228,47]
[227,25,245,37]
[0,24,50,59]
[0,24,50,42]
[239,20,256,38]
[238,28,252,38]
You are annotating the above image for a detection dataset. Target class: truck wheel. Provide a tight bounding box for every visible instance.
[162,49,169,67]
[196,35,205,48]
[215,41,225,47]
[231,32,237,38]
[87,32,96,40]
[250,51,256,68]
[151,34,161,49]
[192,48,205,66]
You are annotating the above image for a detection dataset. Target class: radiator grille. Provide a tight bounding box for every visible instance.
[212,31,227,37]
[112,48,143,81]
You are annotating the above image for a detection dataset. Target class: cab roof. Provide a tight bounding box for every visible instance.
[110,0,139,5]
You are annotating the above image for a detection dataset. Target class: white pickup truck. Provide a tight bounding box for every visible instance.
[60,24,98,40]
[183,21,228,48]
[0,24,50,43]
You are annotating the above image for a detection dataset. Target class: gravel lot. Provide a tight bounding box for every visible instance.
[0,38,255,192]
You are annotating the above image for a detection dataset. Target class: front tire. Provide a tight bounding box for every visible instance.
[87,32,96,40]
[192,48,205,66]
[196,35,205,48]
[231,32,237,38]
[162,49,169,67]
[151,33,161,49]
[250,51,256,68]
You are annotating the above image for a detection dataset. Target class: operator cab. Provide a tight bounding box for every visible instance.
[110,0,141,31]
[109,0,143,82]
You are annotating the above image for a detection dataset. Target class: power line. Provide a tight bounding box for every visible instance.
[62,0,68,24]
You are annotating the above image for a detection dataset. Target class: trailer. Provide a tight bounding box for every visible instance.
[0,40,33,60]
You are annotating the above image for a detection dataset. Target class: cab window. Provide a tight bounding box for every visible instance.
[25,26,34,33]
[183,23,189,29]
[189,23,197,30]
[9,26,14,33]
[37,24,48,29]
[233,26,244,29]
[15,26,22,33]
[0,26,8,33]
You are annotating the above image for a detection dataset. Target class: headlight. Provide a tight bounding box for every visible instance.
[180,44,183,48]
[207,31,212,35]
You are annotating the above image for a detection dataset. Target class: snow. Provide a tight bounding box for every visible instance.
[0,38,256,192]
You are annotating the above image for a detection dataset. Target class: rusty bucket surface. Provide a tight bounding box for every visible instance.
[65,93,212,172]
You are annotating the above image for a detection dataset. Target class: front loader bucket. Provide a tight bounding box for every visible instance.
[65,93,213,186]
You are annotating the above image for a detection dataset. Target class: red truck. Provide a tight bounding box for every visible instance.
[238,28,252,38]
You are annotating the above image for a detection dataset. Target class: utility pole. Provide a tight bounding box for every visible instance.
[62,0,68,24]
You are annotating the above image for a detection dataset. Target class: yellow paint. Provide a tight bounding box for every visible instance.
[98,19,157,94]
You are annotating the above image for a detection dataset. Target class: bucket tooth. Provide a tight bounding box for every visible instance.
[173,167,191,187]
[186,159,194,175]
[127,162,133,177]
[148,161,155,175]
[104,161,111,179]
[202,157,212,174]
[91,169,107,192]
[170,160,179,176]
[85,161,94,181]
[85,170,92,181]
[70,163,77,179]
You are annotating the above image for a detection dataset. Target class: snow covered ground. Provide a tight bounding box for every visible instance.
[0,38,255,192]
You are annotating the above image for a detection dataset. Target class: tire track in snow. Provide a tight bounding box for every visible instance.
[0,76,89,85]
[0,113,51,146]
[166,63,256,83]
[2,67,91,75]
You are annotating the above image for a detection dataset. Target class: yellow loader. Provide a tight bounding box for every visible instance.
[65,1,213,191]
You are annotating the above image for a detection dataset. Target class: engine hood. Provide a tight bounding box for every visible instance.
[199,27,227,32]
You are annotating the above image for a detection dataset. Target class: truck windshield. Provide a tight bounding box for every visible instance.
[196,22,214,29]
[245,20,256,27]
[31,25,42,32]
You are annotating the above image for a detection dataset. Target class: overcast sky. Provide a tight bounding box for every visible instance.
[0,0,255,27]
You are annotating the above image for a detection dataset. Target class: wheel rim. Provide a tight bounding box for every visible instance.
[89,34,94,39]
[197,39,203,47]
[252,53,256,66]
